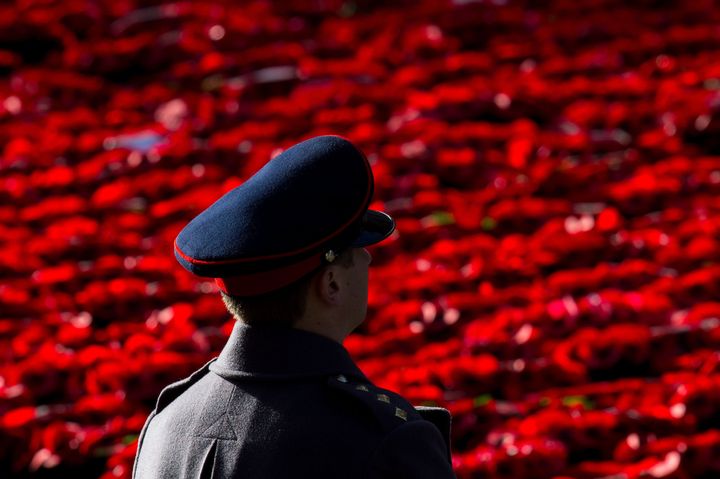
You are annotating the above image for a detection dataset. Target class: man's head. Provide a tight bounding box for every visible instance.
[172,135,394,340]
[220,247,369,340]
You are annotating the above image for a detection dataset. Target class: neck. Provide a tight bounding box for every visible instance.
[293,317,349,344]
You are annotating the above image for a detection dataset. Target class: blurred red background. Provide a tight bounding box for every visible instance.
[3,0,720,477]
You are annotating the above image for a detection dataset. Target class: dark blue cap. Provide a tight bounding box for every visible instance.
[174,136,395,296]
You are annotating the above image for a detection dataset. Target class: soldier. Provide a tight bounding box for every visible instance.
[133,136,456,478]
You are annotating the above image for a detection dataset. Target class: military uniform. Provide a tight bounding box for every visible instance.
[133,322,455,478]
[132,136,456,478]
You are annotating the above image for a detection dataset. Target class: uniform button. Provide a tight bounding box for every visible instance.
[336,374,348,383]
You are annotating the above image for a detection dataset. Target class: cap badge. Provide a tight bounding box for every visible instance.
[325,250,337,263]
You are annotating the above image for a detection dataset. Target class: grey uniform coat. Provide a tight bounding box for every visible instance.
[133,322,456,478]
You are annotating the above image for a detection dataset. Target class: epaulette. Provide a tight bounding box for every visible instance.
[155,358,217,412]
[327,374,421,431]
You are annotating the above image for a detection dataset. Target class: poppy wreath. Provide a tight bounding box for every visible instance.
[3,0,720,478]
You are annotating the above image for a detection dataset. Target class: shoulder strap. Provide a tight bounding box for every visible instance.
[326,374,421,432]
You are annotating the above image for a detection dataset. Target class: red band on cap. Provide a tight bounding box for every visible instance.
[215,252,325,296]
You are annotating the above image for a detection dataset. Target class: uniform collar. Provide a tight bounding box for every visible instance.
[210,321,368,381]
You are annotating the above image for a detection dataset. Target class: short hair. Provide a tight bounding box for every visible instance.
[221,249,355,326]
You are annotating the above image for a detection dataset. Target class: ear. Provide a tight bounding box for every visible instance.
[316,266,342,305]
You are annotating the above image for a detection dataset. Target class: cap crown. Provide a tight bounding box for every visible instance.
[174,136,373,278]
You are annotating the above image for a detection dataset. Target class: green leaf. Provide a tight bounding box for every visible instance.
[562,395,594,409]
[473,394,492,407]
[481,217,496,230]
[422,211,455,228]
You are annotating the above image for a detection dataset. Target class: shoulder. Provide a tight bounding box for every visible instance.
[326,374,456,478]
[134,359,218,471]
[154,358,217,412]
[326,374,421,432]
[370,419,456,478]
